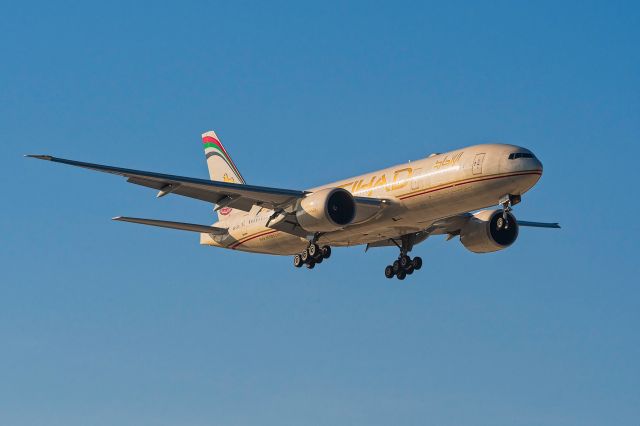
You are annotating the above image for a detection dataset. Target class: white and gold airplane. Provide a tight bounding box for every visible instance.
[28,130,559,280]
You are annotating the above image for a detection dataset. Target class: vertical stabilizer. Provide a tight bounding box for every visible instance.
[202,130,246,221]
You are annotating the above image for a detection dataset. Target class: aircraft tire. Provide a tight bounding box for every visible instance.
[293,254,303,268]
[308,243,320,258]
[413,256,423,270]
[384,265,395,279]
[397,269,407,280]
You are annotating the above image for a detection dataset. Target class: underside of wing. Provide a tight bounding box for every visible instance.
[365,211,560,251]
[27,155,304,211]
[517,220,561,228]
[27,155,391,239]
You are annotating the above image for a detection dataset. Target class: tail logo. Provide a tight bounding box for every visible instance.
[219,207,232,215]
[202,134,246,184]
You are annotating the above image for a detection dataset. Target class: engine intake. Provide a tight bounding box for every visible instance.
[296,188,356,232]
[460,209,519,253]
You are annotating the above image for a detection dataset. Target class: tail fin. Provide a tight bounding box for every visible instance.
[202,131,246,184]
[202,130,246,221]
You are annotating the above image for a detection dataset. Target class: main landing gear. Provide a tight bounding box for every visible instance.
[384,234,423,280]
[293,243,332,269]
[384,255,422,280]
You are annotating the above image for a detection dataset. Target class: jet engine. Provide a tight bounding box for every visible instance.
[295,188,356,232]
[460,209,519,253]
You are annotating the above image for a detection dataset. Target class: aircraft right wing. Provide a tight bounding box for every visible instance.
[365,213,560,251]
[517,221,561,228]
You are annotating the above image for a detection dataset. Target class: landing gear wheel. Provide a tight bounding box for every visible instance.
[321,245,331,259]
[405,264,414,274]
[399,255,411,269]
[392,260,400,273]
[396,269,407,280]
[412,256,422,270]
[305,260,315,269]
[496,217,506,230]
[315,256,323,264]
[308,243,320,258]
[293,254,303,268]
[301,249,309,263]
[384,265,395,279]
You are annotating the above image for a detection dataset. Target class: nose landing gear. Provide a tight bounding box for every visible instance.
[498,194,522,229]
[293,243,332,269]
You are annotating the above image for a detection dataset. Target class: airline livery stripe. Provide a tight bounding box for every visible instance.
[230,230,279,249]
[202,138,246,183]
[398,170,542,200]
[205,150,246,183]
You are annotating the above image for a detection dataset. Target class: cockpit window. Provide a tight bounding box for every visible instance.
[508,152,535,160]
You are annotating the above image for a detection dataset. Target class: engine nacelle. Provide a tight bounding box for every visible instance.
[460,209,519,253]
[295,188,356,232]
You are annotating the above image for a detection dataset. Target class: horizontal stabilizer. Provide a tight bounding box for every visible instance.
[113,216,227,234]
[518,220,561,229]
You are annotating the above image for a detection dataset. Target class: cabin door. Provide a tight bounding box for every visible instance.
[410,168,422,190]
[472,153,485,175]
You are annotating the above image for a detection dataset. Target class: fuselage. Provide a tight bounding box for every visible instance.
[200,143,543,255]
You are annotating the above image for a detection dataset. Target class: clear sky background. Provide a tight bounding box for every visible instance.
[1,1,638,425]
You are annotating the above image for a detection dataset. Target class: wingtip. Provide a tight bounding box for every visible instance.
[112,216,124,221]
[25,154,53,160]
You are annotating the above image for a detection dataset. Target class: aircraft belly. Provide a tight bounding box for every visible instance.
[237,231,307,255]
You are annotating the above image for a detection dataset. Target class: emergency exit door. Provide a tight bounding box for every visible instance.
[472,153,485,175]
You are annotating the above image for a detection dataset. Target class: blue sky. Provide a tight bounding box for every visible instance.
[1,1,638,425]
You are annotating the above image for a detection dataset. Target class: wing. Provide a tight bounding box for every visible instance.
[365,213,560,250]
[27,155,388,236]
[27,154,306,211]
[517,221,561,228]
[425,214,561,235]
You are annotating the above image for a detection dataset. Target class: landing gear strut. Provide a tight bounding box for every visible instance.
[498,194,521,230]
[384,234,423,280]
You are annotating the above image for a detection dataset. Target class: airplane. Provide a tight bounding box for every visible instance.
[27,130,559,280]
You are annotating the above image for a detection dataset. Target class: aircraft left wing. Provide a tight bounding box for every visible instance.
[26,155,389,236]
[26,155,306,212]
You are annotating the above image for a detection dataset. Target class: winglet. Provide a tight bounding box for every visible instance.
[25,154,53,160]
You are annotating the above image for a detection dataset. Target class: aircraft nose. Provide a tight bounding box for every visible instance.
[504,147,543,175]
[532,153,543,173]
